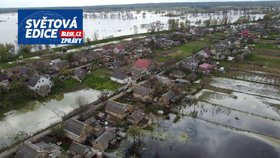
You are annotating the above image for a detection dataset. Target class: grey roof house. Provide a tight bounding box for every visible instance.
[92,128,117,151]
[133,85,153,101]
[15,141,61,158]
[27,75,53,96]
[105,101,130,120]
[127,109,145,124]
[64,118,94,143]
[110,71,131,84]
[69,141,96,158]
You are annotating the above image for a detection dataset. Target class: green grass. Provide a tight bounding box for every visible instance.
[0,62,19,68]
[173,41,209,60]
[51,78,84,94]
[255,43,280,50]
[247,54,280,68]
[83,68,121,90]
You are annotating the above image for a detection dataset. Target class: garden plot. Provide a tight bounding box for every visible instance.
[210,77,280,100]
[196,89,280,121]
[235,71,280,86]
[181,101,280,139]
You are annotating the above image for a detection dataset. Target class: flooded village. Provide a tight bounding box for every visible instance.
[0,1,280,158]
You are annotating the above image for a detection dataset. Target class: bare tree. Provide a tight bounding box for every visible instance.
[133,25,138,35]
[93,31,99,41]
[76,96,89,113]
[98,91,109,107]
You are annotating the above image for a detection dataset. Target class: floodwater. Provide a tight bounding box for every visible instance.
[196,89,280,121]
[181,101,280,139]
[139,114,280,158]
[210,77,280,100]
[0,10,264,49]
[0,88,101,151]
[137,76,280,158]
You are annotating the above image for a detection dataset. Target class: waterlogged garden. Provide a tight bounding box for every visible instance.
[122,75,280,158]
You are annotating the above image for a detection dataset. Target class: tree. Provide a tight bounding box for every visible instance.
[86,37,91,43]
[51,125,65,138]
[0,44,8,61]
[222,16,229,26]
[76,96,89,115]
[180,22,185,31]
[127,125,141,154]
[204,19,211,27]
[18,45,32,54]
[263,13,272,29]
[98,91,108,106]
[168,19,179,31]
[185,18,191,29]
[93,31,99,41]
[133,25,138,35]
[148,22,157,33]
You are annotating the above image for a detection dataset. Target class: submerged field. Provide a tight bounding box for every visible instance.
[134,62,280,158]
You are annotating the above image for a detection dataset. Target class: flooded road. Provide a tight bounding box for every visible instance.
[0,88,101,151]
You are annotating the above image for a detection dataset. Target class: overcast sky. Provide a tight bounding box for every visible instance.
[0,0,274,8]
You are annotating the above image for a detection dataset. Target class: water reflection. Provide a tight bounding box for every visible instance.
[138,115,279,158]
[197,89,280,121]
[181,101,280,139]
[0,88,101,150]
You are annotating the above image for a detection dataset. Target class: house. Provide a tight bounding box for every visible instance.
[0,75,9,87]
[239,29,251,38]
[186,72,198,82]
[181,56,198,71]
[127,109,145,124]
[69,141,96,158]
[198,63,215,73]
[15,141,62,158]
[27,75,53,96]
[64,118,94,143]
[105,101,130,120]
[159,90,178,106]
[134,59,152,71]
[50,59,70,71]
[72,68,87,82]
[110,71,131,84]
[92,128,117,151]
[16,141,49,158]
[73,53,88,65]
[18,66,33,77]
[133,85,153,101]
[102,45,114,53]
[113,44,126,53]
[227,56,235,61]
[169,70,185,79]
[84,117,105,137]
[197,48,211,59]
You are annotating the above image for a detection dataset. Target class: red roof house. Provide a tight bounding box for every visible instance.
[199,63,214,71]
[113,44,126,53]
[238,29,251,38]
[135,59,152,71]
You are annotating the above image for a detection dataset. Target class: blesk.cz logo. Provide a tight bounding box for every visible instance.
[18,9,83,44]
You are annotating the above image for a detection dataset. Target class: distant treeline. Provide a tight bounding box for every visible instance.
[0,1,280,13]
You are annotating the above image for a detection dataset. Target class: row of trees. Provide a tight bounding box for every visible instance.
[0,44,33,62]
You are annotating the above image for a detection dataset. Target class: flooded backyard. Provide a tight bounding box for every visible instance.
[133,76,280,158]
[138,114,280,158]
[0,88,101,151]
